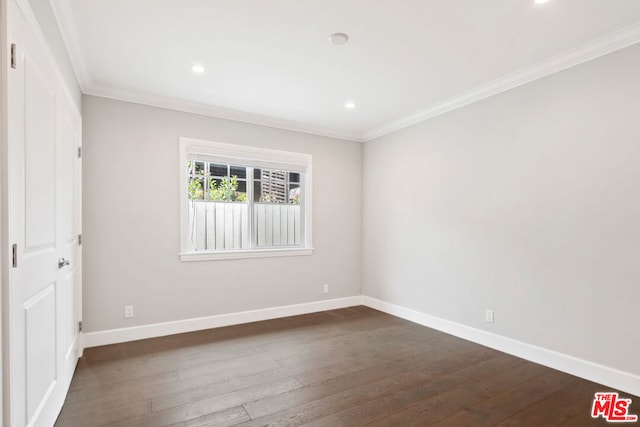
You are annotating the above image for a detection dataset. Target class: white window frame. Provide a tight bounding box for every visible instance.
[179,137,313,261]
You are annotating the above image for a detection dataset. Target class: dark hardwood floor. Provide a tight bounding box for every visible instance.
[55,306,636,426]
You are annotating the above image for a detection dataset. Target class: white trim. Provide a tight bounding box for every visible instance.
[83,296,363,348]
[0,0,6,421]
[180,247,313,262]
[51,1,640,144]
[182,137,313,170]
[361,296,640,397]
[85,84,365,143]
[81,293,640,396]
[362,22,640,141]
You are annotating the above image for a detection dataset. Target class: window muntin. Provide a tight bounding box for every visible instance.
[180,138,312,260]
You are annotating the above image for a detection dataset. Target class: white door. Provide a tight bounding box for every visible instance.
[6,0,82,425]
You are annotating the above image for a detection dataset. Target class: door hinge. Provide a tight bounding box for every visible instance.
[78,321,83,332]
[78,234,82,245]
[12,243,17,268]
[77,146,82,158]
[11,44,16,69]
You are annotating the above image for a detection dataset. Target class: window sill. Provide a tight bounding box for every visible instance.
[179,247,314,262]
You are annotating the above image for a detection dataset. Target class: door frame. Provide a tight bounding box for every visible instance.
[1,0,7,424]
[1,0,83,424]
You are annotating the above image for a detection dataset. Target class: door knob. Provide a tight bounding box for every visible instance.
[58,258,70,269]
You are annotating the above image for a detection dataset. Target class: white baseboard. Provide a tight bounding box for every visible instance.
[361,296,640,397]
[82,294,639,397]
[83,296,363,348]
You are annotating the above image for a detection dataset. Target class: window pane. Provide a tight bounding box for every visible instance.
[188,177,205,200]
[225,176,245,202]
[183,143,309,256]
[210,177,229,201]
[234,181,247,202]
[207,178,216,201]
[288,184,300,204]
[194,161,205,175]
[253,180,261,201]
[255,203,301,246]
[230,165,246,179]
[257,169,286,203]
[209,163,227,177]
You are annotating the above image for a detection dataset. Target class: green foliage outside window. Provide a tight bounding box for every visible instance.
[188,160,247,202]
[188,177,203,200]
[209,176,247,202]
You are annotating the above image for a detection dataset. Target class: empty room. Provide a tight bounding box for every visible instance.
[1,0,640,426]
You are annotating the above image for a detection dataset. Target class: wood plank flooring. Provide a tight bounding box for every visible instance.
[55,306,637,426]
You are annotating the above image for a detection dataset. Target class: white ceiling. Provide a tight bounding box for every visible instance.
[53,0,640,141]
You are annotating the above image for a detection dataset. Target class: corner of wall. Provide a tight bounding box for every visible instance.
[361,296,640,397]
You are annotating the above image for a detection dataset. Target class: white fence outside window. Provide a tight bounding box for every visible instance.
[188,201,302,251]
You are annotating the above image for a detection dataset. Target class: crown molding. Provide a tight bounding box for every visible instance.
[85,85,365,142]
[50,0,361,141]
[362,22,640,141]
[50,0,640,144]
[49,0,91,90]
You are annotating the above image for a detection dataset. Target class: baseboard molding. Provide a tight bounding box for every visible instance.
[361,296,640,397]
[83,296,363,348]
[82,294,639,397]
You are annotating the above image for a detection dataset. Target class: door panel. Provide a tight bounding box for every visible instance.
[24,58,56,250]
[6,0,83,425]
[24,285,57,421]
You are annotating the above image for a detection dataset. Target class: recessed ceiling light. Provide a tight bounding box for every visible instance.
[344,101,356,110]
[191,64,205,73]
[329,33,349,46]
[534,0,550,4]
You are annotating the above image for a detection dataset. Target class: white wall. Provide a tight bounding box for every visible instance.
[82,95,362,332]
[363,44,640,377]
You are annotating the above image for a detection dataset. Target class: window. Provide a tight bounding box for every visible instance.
[180,138,313,261]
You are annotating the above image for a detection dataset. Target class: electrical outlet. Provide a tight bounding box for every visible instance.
[124,305,134,318]
[485,309,494,323]
[323,284,329,294]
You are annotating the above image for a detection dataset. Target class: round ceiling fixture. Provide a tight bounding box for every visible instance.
[344,101,356,110]
[534,0,550,4]
[329,33,349,46]
[191,64,205,73]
